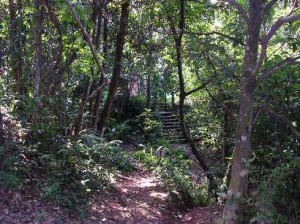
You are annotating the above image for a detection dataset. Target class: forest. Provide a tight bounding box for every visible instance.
[0,0,299,223]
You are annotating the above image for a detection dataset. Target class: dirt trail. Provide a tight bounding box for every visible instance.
[0,166,222,223]
[89,170,180,223]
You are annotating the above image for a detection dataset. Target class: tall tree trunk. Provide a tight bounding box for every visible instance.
[33,0,46,123]
[70,78,91,137]
[146,74,151,108]
[34,0,44,100]
[0,108,4,145]
[223,101,234,161]
[66,0,107,133]
[97,0,130,135]
[89,5,103,128]
[223,0,264,222]
[176,37,215,193]
[91,15,108,129]
[9,0,25,94]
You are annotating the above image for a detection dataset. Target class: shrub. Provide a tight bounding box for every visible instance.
[0,143,22,189]
[123,95,146,118]
[250,154,300,224]
[107,119,144,143]
[138,109,162,142]
[133,145,211,208]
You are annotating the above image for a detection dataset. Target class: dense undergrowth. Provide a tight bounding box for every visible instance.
[133,145,212,209]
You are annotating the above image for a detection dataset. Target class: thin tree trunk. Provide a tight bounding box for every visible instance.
[33,0,45,123]
[9,0,25,94]
[97,0,130,135]
[146,74,151,108]
[91,14,108,129]
[0,108,4,145]
[171,0,216,194]
[223,0,264,222]
[176,38,215,193]
[70,79,91,137]
[65,0,102,72]
[223,101,234,161]
[66,0,107,133]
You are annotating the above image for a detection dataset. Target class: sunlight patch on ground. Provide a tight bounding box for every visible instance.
[136,176,160,188]
[149,191,168,200]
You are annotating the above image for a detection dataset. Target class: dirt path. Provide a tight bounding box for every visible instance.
[89,170,180,223]
[0,166,222,223]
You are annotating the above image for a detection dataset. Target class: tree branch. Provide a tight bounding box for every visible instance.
[258,55,300,83]
[87,83,105,100]
[185,53,218,97]
[65,0,103,72]
[206,87,237,121]
[183,30,245,46]
[260,106,300,140]
[221,0,248,22]
[185,78,213,96]
[264,0,278,12]
[255,13,300,73]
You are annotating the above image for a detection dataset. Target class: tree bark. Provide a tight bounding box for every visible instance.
[223,101,234,161]
[223,0,264,222]
[97,0,130,135]
[91,15,108,129]
[146,74,151,108]
[9,0,25,94]
[70,78,91,137]
[0,108,4,145]
[33,0,46,123]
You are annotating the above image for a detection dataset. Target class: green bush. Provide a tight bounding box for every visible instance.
[133,145,211,208]
[138,109,162,142]
[107,119,143,143]
[35,135,136,213]
[0,143,22,189]
[123,95,146,118]
[250,154,300,224]
[0,132,137,214]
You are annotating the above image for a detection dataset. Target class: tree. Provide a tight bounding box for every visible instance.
[222,0,300,222]
[97,0,131,135]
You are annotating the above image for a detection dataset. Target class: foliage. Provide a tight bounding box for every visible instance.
[138,109,162,142]
[0,143,21,189]
[122,95,146,119]
[0,131,137,214]
[133,144,211,208]
[107,118,144,144]
[248,149,300,223]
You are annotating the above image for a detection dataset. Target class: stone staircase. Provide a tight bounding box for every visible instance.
[159,104,186,143]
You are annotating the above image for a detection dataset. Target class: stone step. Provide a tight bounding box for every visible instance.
[159,107,188,144]
[170,139,186,143]
[163,123,181,126]
[162,117,179,120]
[161,117,178,121]
[163,125,181,129]
[163,132,182,135]
[163,121,180,125]
[161,117,178,120]
[165,135,185,139]
[160,111,173,114]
